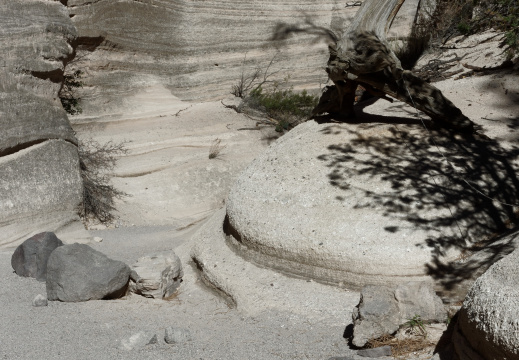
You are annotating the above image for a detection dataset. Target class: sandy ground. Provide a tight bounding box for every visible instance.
[1,225,358,360]
[2,68,518,359]
[1,86,361,360]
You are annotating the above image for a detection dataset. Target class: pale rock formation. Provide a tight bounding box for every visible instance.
[416,29,516,78]
[129,253,183,299]
[453,237,519,360]
[0,0,89,248]
[225,120,519,299]
[65,0,356,117]
[65,0,429,118]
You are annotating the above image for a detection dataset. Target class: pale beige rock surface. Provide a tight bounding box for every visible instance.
[454,233,519,360]
[65,0,352,117]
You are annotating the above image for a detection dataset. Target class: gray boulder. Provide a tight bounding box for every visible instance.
[46,244,131,302]
[453,245,519,360]
[129,253,183,299]
[225,120,519,299]
[352,281,447,347]
[11,232,63,281]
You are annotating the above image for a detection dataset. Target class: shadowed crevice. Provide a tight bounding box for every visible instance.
[0,139,78,159]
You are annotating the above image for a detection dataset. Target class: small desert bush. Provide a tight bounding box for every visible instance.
[60,69,83,115]
[208,138,226,159]
[77,139,128,224]
[246,86,319,132]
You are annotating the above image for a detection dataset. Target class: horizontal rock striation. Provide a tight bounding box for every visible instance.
[66,0,357,116]
[0,0,87,248]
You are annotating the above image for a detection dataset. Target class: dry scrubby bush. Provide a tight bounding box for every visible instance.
[391,0,519,73]
[208,138,227,159]
[77,139,128,224]
[59,69,83,115]
[405,0,519,59]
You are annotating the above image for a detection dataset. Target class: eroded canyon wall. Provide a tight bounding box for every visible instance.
[66,0,356,117]
[0,0,87,248]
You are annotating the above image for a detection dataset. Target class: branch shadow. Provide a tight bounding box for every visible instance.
[317,121,519,298]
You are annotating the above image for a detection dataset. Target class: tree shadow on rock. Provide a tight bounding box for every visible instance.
[317,122,519,299]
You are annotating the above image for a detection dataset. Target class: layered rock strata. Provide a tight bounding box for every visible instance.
[0,0,86,248]
[66,0,357,117]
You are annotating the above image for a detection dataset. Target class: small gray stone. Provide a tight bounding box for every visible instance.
[327,357,354,360]
[164,327,192,344]
[32,294,48,307]
[357,345,392,358]
[120,331,158,350]
[352,281,446,347]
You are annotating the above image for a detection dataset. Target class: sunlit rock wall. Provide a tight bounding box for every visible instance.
[66,0,357,117]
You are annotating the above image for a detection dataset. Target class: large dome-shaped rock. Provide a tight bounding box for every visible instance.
[46,244,131,302]
[226,120,519,298]
[0,0,88,248]
[453,234,519,360]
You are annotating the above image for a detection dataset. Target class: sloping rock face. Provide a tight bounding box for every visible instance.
[453,237,519,360]
[66,0,356,116]
[225,120,519,299]
[0,0,86,248]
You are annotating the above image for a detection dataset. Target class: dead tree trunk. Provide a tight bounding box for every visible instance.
[313,0,474,132]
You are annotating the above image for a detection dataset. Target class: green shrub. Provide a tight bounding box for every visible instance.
[247,86,319,132]
[457,21,472,35]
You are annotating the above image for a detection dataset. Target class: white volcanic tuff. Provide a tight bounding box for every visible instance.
[66,0,354,114]
[454,240,519,360]
[225,119,519,297]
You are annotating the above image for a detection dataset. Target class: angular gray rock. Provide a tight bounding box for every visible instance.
[46,244,131,302]
[120,331,158,351]
[32,294,48,307]
[129,253,183,299]
[453,245,519,360]
[164,327,192,345]
[11,232,64,281]
[352,281,446,347]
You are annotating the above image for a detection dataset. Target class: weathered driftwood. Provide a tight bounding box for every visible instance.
[313,0,474,132]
